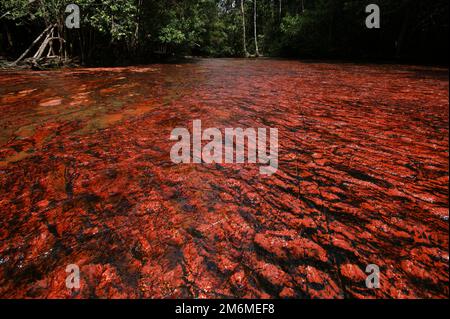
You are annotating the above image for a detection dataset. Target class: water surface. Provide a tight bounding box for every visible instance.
[0,59,448,298]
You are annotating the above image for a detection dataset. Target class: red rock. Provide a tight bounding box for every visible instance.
[230,271,246,289]
[279,287,296,298]
[0,60,448,298]
[340,264,366,282]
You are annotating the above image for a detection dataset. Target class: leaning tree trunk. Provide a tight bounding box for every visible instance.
[11,24,53,65]
[11,23,68,67]
[240,0,249,57]
[254,0,260,57]
[0,11,10,20]
[33,25,57,59]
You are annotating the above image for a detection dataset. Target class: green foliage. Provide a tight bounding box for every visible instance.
[79,0,138,41]
[159,24,186,45]
[1,0,448,63]
[280,14,303,37]
[1,0,31,22]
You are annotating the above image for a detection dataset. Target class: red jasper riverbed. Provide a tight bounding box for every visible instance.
[0,59,448,298]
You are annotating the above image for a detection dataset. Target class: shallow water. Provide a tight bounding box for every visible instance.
[0,59,448,298]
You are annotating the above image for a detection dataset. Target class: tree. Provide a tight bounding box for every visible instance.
[253,0,260,56]
[240,0,248,56]
[1,0,448,64]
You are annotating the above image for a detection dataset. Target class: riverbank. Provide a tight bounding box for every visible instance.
[2,55,448,73]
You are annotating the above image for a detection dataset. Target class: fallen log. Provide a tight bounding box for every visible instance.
[35,36,65,60]
[33,26,56,59]
[11,24,54,66]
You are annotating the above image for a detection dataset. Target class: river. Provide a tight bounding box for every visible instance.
[0,59,448,298]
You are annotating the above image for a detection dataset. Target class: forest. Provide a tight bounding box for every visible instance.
[0,0,449,66]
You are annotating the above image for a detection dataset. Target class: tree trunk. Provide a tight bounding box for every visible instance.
[3,21,13,47]
[34,27,54,59]
[279,0,282,20]
[0,12,10,20]
[240,0,248,57]
[396,4,413,58]
[132,0,143,54]
[271,0,274,19]
[11,24,53,65]
[254,0,260,56]
[36,37,64,60]
[78,29,85,65]
[64,27,68,60]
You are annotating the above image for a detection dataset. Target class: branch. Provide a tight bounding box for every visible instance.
[10,24,54,65]
[0,11,10,20]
